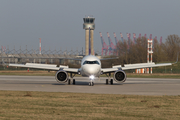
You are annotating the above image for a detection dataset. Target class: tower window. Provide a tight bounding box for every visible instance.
[90,19,94,23]
[86,19,89,23]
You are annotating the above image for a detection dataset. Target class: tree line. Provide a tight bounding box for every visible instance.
[101,34,180,68]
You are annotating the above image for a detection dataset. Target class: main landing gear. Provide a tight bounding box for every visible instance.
[68,79,76,85]
[105,73,113,85]
[68,73,76,85]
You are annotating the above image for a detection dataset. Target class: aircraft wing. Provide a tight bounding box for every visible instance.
[101,62,172,73]
[9,63,79,73]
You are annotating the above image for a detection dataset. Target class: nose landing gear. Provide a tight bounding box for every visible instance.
[89,81,94,86]
[89,75,95,86]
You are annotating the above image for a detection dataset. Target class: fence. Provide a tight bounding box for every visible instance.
[0,48,102,64]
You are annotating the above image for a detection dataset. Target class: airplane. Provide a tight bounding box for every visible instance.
[9,28,175,86]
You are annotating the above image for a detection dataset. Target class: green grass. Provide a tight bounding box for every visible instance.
[126,73,180,79]
[0,70,56,76]
[0,91,180,120]
[0,70,180,78]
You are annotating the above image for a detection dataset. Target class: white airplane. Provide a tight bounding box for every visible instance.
[9,28,175,86]
[9,55,173,86]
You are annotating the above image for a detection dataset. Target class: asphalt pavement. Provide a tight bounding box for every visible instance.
[0,75,180,95]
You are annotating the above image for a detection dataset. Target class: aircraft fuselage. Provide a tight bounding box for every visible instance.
[80,55,101,77]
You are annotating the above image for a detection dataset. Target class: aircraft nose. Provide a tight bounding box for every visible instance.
[88,67,96,74]
[87,65,100,75]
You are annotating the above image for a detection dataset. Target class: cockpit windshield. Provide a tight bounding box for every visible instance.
[83,60,100,65]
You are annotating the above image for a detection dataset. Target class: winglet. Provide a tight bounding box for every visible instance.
[173,52,179,64]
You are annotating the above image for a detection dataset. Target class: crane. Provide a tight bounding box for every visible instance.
[154,36,157,40]
[113,32,119,46]
[120,33,124,43]
[149,34,152,40]
[99,32,108,56]
[144,34,147,39]
[127,33,130,49]
[138,33,141,39]
[154,36,158,44]
[107,32,117,55]
[114,32,120,55]
[133,33,136,44]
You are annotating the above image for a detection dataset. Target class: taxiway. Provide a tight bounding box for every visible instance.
[0,75,180,95]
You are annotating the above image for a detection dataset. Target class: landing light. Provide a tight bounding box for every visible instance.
[89,75,95,80]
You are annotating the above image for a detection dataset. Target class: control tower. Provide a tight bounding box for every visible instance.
[83,16,95,55]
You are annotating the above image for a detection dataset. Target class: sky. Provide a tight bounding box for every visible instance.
[0,0,180,52]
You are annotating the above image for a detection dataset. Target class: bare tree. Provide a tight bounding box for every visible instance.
[105,34,180,68]
[165,34,180,61]
[153,38,167,62]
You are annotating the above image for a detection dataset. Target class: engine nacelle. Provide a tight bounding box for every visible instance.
[113,70,126,83]
[55,70,69,83]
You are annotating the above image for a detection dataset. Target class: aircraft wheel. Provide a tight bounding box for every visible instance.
[92,82,94,86]
[73,79,75,85]
[68,79,71,85]
[106,79,108,84]
[110,79,113,85]
[89,82,91,86]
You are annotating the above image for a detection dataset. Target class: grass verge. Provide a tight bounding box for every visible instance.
[0,70,56,76]
[0,70,180,79]
[126,73,180,79]
[0,91,180,120]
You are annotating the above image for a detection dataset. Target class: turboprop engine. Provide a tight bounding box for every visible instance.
[113,70,126,83]
[55,70,69,83]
